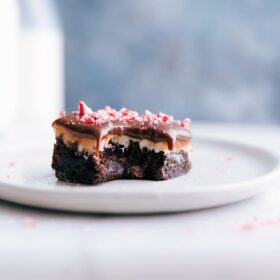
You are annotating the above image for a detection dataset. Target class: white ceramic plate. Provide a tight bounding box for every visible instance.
[0,136,279,213]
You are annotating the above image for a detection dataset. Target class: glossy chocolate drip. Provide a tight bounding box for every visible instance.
[53,113,192,153]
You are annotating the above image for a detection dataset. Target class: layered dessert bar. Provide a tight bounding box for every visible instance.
[52,102,192,185]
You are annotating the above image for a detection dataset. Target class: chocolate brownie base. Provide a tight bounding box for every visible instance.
[52,138,191,185]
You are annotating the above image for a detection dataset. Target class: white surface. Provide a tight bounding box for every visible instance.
[1,123,280,280]
[0,136,279,213]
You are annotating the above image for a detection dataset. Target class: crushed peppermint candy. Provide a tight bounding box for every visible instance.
[23,216,37,229]
[182,118,192,128]
[61,101,191,128]
[79,101,92,116]
[59,111,66,117]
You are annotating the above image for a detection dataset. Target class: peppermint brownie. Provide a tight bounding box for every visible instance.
[52,102,192,185]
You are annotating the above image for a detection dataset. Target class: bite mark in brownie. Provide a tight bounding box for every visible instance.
[52,138,191,185]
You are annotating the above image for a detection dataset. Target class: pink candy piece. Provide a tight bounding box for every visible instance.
[59,111,66,117]
[84,117,94,124]
[226,156,234,162]
[182,118,192,128]
[241,223,254,232]
[79,101,92,116]
[24,217,37,229]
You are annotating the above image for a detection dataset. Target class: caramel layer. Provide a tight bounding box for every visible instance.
[53,123,192,155]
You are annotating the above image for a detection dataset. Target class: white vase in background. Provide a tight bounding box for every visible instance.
[18,0,64,128]
[0,0,20,129]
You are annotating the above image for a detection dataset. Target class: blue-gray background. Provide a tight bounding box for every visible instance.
[56,0,280,123]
